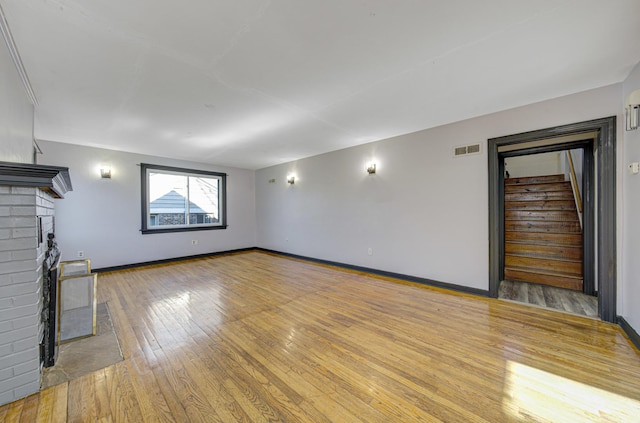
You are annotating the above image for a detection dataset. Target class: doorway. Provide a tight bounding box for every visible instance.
[498,146,598,317]
[488,117,616,323]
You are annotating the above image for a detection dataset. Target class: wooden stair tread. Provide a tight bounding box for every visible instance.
[505,218,581,224]
[504,265,583,279]
[505,207,577,211]
[506,229,582,235]
[504,221,582,233]
[505,255,582,276]
[505,174,565,185]
[505,180,570,186]
[505,200,577,210]
[505,231,582,245]
[505,238,582,247]
[505,252,581,263]
[505,210,580,221]
[505,182,572,193]
[505,229,582,234]
[506,222,581,227]
[505,191,575,201]
[504,268,583,291]
[505,253,583,266]
[505,243,582,260]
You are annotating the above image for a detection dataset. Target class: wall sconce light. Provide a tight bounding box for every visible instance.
[366,163,376,174]
[287,175,295,184]
[626,89,640,131]
[100,166,111,179]
[627,104,639,131]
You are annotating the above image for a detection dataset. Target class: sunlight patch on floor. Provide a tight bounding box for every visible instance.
[503,361,640,422]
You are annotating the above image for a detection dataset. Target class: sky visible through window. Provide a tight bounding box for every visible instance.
[149,172,219,216]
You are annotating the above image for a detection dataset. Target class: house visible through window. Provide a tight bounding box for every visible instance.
[141,163,227,234]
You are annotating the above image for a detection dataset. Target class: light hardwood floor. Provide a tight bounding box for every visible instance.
[2,251,640,422]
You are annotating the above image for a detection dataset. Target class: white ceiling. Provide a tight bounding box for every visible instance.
[2,0,640,170]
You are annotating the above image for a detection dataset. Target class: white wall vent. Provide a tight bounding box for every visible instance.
[453,143,481,157]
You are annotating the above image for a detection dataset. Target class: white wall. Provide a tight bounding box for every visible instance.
[256,84,622,291]
[622,62,640,332]
[37,141,256,269]
[0,35,33,163]
[505,151,562,178]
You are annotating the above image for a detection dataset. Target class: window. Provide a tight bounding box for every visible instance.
[141,163,227,234]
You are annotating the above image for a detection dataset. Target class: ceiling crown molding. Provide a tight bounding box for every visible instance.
[0,4,38,106]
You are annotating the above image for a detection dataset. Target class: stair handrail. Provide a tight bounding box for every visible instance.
[566,150,583,215]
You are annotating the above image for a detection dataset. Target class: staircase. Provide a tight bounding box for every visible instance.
[504,174,583,291]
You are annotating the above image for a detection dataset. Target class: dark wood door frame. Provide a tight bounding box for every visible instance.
[488,117,616,322]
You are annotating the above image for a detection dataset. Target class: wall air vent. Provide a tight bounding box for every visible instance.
[454,146,467,156]
[467,144,480,154]
[453,143,481,157]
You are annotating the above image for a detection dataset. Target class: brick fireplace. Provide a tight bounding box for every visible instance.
[0,162,71,406]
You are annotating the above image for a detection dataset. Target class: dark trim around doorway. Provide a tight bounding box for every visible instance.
[488,117,616,323]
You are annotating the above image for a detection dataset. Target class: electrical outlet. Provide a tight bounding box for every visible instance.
[191,240,198,245]
[367,248,373,256]
[77,250,85,258]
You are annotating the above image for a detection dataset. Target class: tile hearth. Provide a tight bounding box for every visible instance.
[41,303,123,389]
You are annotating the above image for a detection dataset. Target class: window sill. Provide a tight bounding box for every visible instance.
[141,225,228,235]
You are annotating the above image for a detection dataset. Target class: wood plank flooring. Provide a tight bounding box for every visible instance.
[2,251,640,422]
[499,280,598,317]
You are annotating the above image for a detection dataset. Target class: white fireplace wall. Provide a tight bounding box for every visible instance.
[0,187,54,405]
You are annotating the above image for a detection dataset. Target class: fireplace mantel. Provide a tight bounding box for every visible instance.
[0,161,72,198]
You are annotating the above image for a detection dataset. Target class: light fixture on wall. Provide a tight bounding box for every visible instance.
[625,89,640,131]
[287,175,295,184]
[100,166,111,179]
[627,105,639,131]
[366,163,376,174]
